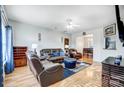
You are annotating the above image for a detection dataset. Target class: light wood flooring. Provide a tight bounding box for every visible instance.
[79,56,93,64]
[4,62,102,87]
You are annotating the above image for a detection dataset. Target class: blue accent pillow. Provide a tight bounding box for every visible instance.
[52,52,60,57]
[60,51,65,56]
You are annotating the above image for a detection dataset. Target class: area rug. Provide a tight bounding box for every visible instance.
[63,62,89,78]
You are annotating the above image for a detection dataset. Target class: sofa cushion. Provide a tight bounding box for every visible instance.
[43,61,60,69]
[52,52,60,57]
[40,48,65,57]
[60,51,65,56]
[30,57,44,77]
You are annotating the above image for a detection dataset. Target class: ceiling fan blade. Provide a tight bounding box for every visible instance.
[72,24,80,27]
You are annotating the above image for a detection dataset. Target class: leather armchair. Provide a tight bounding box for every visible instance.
[69,48,82,59]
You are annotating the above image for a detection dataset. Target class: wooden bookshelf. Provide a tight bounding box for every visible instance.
[13,46,27,67]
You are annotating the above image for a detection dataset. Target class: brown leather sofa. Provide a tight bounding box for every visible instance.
[69,48,82,59]
[26,51,64,87]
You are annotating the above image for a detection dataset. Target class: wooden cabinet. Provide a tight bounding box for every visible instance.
[13,46,27,67]
[83,48,93,58]
[102,57,124,87]
[102,64,110,87]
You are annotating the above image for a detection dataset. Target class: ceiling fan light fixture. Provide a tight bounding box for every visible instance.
[69,22,73,25]
[66,25,73,29]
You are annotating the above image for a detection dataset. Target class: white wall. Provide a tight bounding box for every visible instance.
[76,36,84,53]
[71,23,124,62]
[75,34,93,54]
[9,19,124,62]
[9,20,70,55]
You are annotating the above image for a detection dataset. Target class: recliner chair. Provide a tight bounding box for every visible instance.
[69,48,82,59]
[26,52,64,87]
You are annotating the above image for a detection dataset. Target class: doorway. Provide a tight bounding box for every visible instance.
[76,34,93,64]
[82,34,93,64]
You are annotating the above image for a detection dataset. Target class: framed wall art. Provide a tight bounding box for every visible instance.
[104,36,116,50]
[38,33,41,41]
[104,23,116,36]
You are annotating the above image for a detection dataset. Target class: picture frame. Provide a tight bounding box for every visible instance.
[104,36,116,50]
[38,33,41,41]
[64,38,69,49]
[104,23,116,36]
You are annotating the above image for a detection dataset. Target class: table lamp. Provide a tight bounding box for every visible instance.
[65,45,69,49]
[32,43,38,54]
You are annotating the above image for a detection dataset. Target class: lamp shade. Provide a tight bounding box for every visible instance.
[32,43,38,49]
[65,45,69,48]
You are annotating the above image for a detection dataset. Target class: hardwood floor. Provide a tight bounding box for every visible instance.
[4,62,102,87]
[4,66,40,87]
[51,62,101,87]
[79,56,93,64]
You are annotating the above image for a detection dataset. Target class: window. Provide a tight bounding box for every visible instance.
[2,22,6,64]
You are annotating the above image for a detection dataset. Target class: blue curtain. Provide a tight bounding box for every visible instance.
[5,25,14,74]
[0,10,3,87]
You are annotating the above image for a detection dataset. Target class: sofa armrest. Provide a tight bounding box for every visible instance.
[37,64,64,87]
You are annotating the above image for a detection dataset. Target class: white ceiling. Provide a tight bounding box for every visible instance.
[5,5,124,33]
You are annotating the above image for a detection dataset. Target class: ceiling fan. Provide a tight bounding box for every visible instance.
[66,18,80,29]
[64,18,80,34]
